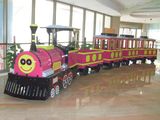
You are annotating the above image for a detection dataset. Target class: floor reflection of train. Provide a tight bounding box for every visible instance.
[4,25,157,100]
[49,64,155,108]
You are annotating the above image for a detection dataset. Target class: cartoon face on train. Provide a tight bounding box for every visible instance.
[14,51,43,77]
[18,54,36,74]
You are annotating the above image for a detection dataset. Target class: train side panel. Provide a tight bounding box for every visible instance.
[77,49,103,69]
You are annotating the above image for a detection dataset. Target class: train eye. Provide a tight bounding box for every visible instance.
[27,59,32,65]
[20,59,25,65]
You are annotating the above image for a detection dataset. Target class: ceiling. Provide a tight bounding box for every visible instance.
[58,0,160,23]
[98,0,160,23]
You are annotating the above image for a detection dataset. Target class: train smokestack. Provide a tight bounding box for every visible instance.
[30,24,38,51]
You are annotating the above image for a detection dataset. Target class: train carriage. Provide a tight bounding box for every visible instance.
[119,35,139,64]
[77,49,103,75]
[93,34,123,68]
[137,37,157,63]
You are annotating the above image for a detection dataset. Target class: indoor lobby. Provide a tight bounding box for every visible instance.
[0,0,160,120]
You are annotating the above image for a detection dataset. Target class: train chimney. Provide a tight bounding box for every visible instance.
[30,24,38,51]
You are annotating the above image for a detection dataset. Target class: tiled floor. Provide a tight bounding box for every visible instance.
[0,61,160,120]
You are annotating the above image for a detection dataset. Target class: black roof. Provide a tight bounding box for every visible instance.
[41,25,79,32]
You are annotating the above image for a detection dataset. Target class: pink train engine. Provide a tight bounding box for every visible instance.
[4,25,78,100]
[14,47,64,77]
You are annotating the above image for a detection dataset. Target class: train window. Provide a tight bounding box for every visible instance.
[138,40,142,48]
[104,39,108,49]
[119,39,123,48]
[110,40,115,50]
[123,40,126,48]
[144,41,149,48]
[128,40,132,48]
[133,40,135,48]
[149,41,153,48]
[116,39,119,49]
[95,39,101,49]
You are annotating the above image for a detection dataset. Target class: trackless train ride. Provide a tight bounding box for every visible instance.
[4,25,157,100]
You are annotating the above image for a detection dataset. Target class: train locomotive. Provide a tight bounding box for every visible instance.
[4,25,80,100]
[4,25,157,100]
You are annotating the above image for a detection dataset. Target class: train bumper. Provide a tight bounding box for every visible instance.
[4,73,51,100]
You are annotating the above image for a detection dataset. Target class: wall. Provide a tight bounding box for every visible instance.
[120,22,143,29]
[111,16,120,34]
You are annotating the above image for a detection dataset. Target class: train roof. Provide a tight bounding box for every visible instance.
[94,35,118,39]
[94,35,156,41]
[41,25,79,32]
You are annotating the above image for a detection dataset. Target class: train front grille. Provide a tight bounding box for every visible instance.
[4,73,51,100]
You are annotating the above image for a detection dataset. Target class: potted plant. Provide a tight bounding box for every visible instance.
[4,42,23,72]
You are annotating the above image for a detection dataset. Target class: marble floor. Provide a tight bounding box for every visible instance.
[0,61,160,120]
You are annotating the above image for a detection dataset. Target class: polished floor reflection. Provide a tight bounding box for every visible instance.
[0,63,160,120]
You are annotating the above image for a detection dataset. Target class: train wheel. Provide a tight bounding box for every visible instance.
[141,58,146,64]
[79,68,88,76]
[132,60,136,64]
[50,88,56,98]
[72,67,78,79]
[68,72,73,85]
[126,60,129,66]
[121,61,126,66]
[114,62,120,68]
[94,65,101,73]
[103,63,112,69]
[62,75,68,89]
[55,85,60,95]
[151,58,155,64]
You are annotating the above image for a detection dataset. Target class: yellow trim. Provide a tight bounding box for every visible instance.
[69,63,78,68]
[92,49,104,52]
[123,56,138,58]
[78,60,103,66]
[37,45,54,50]
[103,50,122,52]
[93,48,157,52]
[104,58,122,61]
[78,51,103,55]
[68,49,79,53]
[140,55,157,57]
